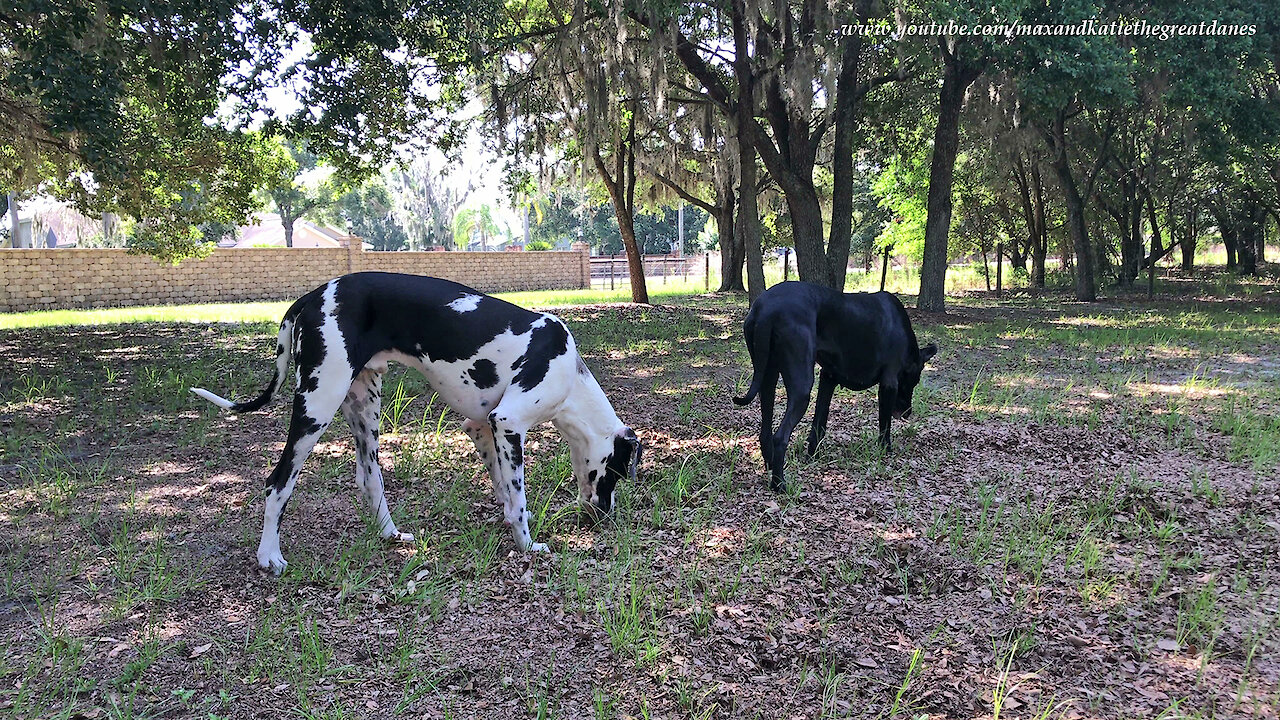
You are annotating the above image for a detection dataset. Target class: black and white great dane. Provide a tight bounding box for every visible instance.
[734,281,937,490]
[192,272,641,573]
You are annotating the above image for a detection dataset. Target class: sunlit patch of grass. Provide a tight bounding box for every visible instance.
[105,518,207,619]
[0,301,295,328]
[596,568,663,666]
[1212,399,1280,471]
[0,283,714,329]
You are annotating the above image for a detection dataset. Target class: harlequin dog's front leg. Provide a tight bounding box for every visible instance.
[488,413,547,552]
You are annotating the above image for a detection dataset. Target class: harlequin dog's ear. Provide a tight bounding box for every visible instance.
[617,427,641,480]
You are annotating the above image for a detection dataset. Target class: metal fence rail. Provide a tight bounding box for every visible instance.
[590,254,698,289]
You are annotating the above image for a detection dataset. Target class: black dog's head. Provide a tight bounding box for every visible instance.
[578,427,641,516]
[893,342,938,420]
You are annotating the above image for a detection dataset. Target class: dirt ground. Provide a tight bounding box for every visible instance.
[1,289,1278,719]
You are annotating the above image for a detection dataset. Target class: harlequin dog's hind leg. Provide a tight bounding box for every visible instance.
[463,418,508,511]
[341,368,412,544]
[487,397,546,552]
[258,381,349,574]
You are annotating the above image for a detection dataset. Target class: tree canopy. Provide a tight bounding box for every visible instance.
[1,0,499,261]
[5,0,1278,300]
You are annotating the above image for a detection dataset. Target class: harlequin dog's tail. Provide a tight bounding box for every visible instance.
[191,306,300,413]
[733,315,774,406]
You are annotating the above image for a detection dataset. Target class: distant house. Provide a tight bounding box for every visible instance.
[465,237,520,252]
[225,213,370,249]
[0,198,97,248]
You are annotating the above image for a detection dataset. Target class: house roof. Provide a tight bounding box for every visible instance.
[223,213,351,248]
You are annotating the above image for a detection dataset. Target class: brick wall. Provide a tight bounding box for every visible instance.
[0,240,590,312]
[358,248,591,293]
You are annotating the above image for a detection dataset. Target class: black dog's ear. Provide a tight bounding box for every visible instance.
[920,343,938,363]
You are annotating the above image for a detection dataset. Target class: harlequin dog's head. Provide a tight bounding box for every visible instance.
[577,427,641,518]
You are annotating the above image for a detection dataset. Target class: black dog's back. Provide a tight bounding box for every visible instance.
[735,282,842,406]
[736,281,936,489]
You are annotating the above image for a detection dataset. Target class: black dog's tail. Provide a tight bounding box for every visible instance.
[733,314,774,406]
[190,299,305,413]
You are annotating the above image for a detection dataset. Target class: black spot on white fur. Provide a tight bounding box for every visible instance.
[513,320,570,390]
[469,359,499,389]
[504,431,523,467]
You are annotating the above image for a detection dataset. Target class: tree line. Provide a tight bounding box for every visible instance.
[3,1,1276,305]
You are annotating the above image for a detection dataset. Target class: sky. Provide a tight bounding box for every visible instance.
[242,29,522,237]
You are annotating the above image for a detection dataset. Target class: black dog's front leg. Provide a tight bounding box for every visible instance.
[806,369,837,457]
[877,382,897,453]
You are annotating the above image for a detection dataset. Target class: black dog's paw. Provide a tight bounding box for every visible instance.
[768,477,788,493]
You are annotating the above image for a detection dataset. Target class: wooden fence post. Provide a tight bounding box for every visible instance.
[996,241,1003,299]
[784,248,791,281]
[880,245,892,292]
[1147,254,1156,299]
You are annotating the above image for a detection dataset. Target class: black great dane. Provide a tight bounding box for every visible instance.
[193,272,640,573]
[734,281,937,490]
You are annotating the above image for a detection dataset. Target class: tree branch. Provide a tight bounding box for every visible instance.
[645,167,717,214]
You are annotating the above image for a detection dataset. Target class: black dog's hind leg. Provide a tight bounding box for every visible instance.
[806,369,837,457]
[877,382,898,453]
[770,368,813,491]
[758,368,779,472]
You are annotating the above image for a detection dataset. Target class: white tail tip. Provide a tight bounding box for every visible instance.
[190,387,236,410]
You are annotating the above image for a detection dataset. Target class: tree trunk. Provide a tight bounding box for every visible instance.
[784,186,828,285]
[8,192,19,247]
[1143,190,1163,267]
[1122,185,1144,286]
[730,0,765,303]
[592,111,650,303]
[1180,209,1196,271]
[1046,115,1097,302]
[1236,197,1262,276]
[738,113,766,303]
[1054,166,1096,300]
[1018,159,1049,288]
[283,210,296,248]
[1098,198,1124,284]
[1008,239,1027,271]
[1106,179,1142,287]
[1024,161,1048,288]
[1221,211,1238,271]
[714,176,745,292]
[918,40,980,312]
[716,203,745,292]
[825,31,865,292]
[1257,212,1267,265]
[615,208,648,299]
[980,244,991,291]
